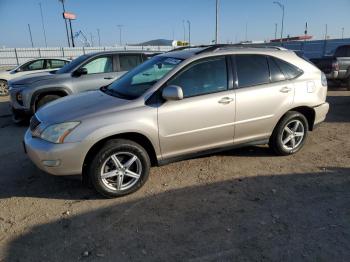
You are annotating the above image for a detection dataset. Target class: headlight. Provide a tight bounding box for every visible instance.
[40,122,80,143]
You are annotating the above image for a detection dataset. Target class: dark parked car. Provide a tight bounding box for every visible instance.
[311,45,350,89]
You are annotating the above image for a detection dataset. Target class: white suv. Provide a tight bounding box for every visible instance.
[24,45,329,197]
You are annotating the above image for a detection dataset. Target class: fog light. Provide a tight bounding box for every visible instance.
[16,92,23,106]
[42,160,60,167]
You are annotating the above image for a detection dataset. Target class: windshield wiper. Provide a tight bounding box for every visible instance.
[100,86,135,100]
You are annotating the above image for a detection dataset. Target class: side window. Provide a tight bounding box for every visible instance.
[119,55,142,71]
[334,46,347,57]
[82,56,113,74]
[267,56,286,82]
[168,56,227,98]
[47,59,67,69]
[22,60,45,71]
[236,55,269,88]
[274,57,302,79]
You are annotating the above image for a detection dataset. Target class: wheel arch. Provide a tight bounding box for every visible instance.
[277,106,316,131]
[31,87,71,112]
[82,132,158,183]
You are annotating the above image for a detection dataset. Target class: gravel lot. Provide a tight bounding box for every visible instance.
[0,89,349,262]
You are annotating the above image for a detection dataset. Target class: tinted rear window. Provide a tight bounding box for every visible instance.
[267,56,286,82]
[274,57,302,79]
[236,55,269,88]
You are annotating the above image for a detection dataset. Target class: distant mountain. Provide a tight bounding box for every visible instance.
[137,39,173,46]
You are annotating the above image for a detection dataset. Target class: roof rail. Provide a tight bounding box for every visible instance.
[166,45,211,53]
[166,44,288,55]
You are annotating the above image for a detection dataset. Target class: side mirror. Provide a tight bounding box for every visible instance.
[162,85,184,101]
[73,67,88,77]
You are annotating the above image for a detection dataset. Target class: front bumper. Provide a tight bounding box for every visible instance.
[313,102,329,126]
[24,129,89,176]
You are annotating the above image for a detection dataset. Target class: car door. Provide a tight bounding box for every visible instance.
[15,59,46,78]
[70,55,116,93]
[118,54,144,77]
[157,56,235,159]
[45,59,69,71]
[233,54,295,144]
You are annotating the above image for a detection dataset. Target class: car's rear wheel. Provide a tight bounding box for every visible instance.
[269,111,309,156]
[0,80,8,96]
[36,94,61,111]
[88,139,150,198]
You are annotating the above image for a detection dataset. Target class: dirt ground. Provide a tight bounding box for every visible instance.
[0,89,349,262]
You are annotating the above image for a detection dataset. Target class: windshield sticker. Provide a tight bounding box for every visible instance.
[164,58,182,65]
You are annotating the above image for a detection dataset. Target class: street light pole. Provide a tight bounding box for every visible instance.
[39,2,47,47]
[187,20,191,46]
[117,25,123,46]
[215,0,219,44]
[27,24,34,47]
[97,29,101,46]
[273,1,284,43]
[59,0,70,47]
[182,20,186,42]
[274,23,278,40]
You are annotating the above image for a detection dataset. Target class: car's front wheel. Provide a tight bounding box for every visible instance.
[269,111,309,156]
[88,139,151,198]
[0,80,8,96]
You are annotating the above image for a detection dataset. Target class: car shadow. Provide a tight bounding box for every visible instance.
[4,167,350,261]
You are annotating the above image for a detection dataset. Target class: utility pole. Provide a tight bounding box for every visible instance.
[187,20,191,46]
[215,0,219,44]
[69,19,75,47]
[28,24,34,47]
[39,2,47,47]
[274,23,278,40]
[182,20,186,42]
[97,28,101,46]
[59,0,70,47]
[342,27,344,39]
[117,25,123,46]
[245,22,248,42]
[273,1,284,43]
[325,24,328,40]
[90,33,93,47]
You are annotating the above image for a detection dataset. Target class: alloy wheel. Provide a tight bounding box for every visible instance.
[281,119,305,151]
[100,152,142,191]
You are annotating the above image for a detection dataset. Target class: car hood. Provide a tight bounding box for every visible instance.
[36,90,134,124]
[9,71,59,85]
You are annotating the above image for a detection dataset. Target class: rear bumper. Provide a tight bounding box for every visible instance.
[24,129,88,176]
[313,102,329,126]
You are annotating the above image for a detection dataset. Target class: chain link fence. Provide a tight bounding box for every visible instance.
[0,46,173,66]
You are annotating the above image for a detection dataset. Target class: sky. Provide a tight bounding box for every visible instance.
[0,0,349,48]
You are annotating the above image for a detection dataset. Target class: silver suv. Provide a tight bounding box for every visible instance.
[23,45,329,198]
[8,51,148,121]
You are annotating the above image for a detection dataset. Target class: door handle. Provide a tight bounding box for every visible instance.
[104,77,113,80]
[280,86,292,93]
[218,97,234,104]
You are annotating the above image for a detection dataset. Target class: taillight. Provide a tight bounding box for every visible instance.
[321,72,327,87]
[332,61,339,71]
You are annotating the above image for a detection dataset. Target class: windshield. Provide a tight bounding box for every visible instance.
[105,56,183,99]
[56,55,88,74]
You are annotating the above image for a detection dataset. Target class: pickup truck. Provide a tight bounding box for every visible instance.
[311,45,350,89]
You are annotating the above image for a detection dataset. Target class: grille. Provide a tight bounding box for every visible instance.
[30,114,41,132]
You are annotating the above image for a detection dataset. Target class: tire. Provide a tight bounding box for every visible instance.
[88,139,151,198]
[0,80,8,96]
[36,94,61,111]
[269,111,309,156]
